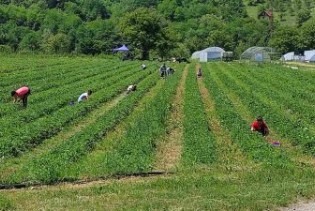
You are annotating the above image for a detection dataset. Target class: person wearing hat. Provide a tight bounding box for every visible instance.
[251,116,269,136]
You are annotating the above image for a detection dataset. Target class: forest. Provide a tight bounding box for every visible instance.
[0,0,314,59]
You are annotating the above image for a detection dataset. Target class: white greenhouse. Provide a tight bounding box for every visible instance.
[240,46,278,62]
[191,47,225,62]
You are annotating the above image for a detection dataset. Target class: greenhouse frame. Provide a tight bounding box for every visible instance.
[240,46,279,62]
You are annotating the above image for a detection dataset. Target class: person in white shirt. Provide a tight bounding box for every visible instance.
[126,84,137,94]
[78,90,92,102]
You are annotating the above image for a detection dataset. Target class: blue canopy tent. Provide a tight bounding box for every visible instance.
[113,45,129,52]
[113,45,133,60]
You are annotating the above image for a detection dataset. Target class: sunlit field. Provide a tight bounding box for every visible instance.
[1,55,315,210]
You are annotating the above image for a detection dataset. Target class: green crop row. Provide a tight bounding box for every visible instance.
[0,67,150,159]
[96,65,184,176]
[182,65,216,166]
[218,63,315,155]
[203,63,292,168]
[0,62,138,126]
[225,63,315,130]
[8,70,160,184]
[1,58,93,89]
[0,59,133,102]
[0,60,123,117]
[238,63,315,106]
[239,63,315,104]
[0,55,70,73]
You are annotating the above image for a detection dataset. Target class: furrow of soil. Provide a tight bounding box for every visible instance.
[73,74,166,178]
[153,65,188,171]
[196,64,252,169]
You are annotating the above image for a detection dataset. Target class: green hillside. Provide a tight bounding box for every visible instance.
[0,0,315,58]
[244,0,315,25]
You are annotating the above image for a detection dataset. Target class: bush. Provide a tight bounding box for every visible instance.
[0,45,12,53]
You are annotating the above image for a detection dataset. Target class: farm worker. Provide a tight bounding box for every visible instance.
[141,64,147,70]
[126,84,137,94]
[166,67,174,75]
[11,86,31,107]
[159,63,166,77]
[78,90,92,102]
[197,68,202,77]
[251,116,269,136]
[169,67,174,74]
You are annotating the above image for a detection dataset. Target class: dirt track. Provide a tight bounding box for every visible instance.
[278,200,315,211]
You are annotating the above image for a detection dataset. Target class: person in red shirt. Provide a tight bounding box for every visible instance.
[251,116,269,136]
[11,86,31,107]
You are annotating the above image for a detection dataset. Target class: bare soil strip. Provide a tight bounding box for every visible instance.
[153,65,188,171]
[285,61,315,68]
[0,170,174,191]
[278,200,315,211]
[196,65,252,169]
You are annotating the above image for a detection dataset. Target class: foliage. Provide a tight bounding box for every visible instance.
[269,26,300,54]
[118,7,167,60]
[0,1,314,58]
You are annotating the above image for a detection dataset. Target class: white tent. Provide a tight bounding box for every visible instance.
[309,54,315,63]
[304,50,315,62]
[281,52,294,61]
[191,47,225,62]
[281,52,304,61]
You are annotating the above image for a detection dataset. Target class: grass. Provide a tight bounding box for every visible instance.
[2,57,315,210]
[3,167,315,210]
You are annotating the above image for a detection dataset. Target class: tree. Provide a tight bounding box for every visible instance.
[118,7,167,60]
[19,31,41,51]
[268,26,299,54]
[299,18,315,50]
[296,8,311,27]
[76,19,118,55]
[41,32,71,53]
[78,0,110,21]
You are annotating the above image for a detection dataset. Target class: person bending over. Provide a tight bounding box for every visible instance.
[78,90,92,102]
[251,116,269,136]
[11,86,31,107]
[126,84,137,94]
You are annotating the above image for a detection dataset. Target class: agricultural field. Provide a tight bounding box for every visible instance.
[1,55,315,210]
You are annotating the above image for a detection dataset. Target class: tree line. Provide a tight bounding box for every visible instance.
[0,0,314,59]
